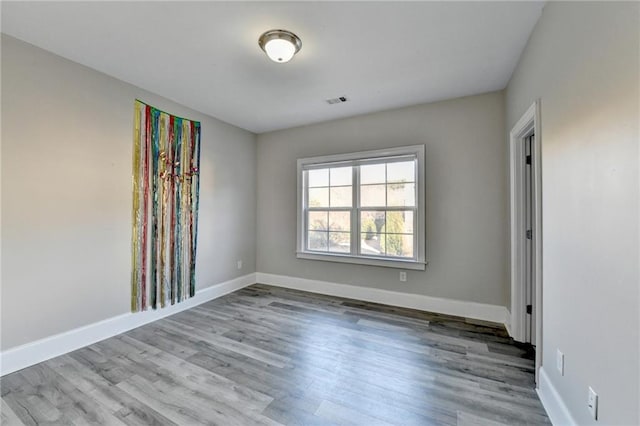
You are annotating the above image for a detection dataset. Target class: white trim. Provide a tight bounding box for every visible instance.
[537,366,576,426]
[509,102,533,342]
[256,272,509,325]
[297,145,424,167]
[532,101,543,380]
[509,100,543,384]
[504,309,512,337]
[0,273,256,376]
[296,145,426,269]
[296,251,426,270]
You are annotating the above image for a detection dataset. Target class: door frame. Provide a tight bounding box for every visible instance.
[509,100,543,382]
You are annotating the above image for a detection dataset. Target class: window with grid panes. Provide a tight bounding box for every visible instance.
[297,145,426,270]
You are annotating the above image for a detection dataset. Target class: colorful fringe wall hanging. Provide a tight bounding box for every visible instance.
[131,100,201,312]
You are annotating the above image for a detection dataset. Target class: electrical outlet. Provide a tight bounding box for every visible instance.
[399,271,407,282]
[237,260,242,270]
[557,349,564,376]
[587,387,598,420]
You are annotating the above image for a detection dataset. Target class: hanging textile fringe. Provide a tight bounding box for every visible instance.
[131,100,201,312]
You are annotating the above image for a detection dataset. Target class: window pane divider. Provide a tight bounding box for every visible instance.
[358,207,417,211]
[352,165,360,255]
[307,207,353,211]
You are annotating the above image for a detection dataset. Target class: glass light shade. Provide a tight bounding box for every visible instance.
[258,29,302,64]
[264,38,296,63]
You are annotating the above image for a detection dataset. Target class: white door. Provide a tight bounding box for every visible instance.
[524,134,536,344]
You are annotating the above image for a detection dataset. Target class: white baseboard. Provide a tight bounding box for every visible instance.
[256,272,509,326]
[504,309,513,337]
[1,272,511,377]
[537,366,576,426]
[0,273,256,377]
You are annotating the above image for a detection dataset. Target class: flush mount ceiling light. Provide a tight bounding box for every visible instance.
[258,29,302,63]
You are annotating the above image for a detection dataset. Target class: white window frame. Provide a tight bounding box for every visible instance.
[296,145,426,271]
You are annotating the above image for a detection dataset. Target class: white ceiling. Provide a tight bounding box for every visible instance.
[1,1,544,133]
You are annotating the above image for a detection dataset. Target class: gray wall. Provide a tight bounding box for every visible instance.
[257,92,508,306]
[505,2,639,424]
[1,35,257,350]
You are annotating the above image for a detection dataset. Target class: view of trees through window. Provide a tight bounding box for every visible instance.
[307,166,352,253]
[305,159,416,259]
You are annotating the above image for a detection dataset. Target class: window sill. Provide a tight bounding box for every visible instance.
[296,251,427,271]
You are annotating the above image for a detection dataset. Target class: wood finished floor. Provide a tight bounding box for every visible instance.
[1,284,550,426]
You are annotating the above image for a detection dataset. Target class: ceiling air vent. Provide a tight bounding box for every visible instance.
[326,96,348,105]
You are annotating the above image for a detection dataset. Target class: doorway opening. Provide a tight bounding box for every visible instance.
[509,101,542,384]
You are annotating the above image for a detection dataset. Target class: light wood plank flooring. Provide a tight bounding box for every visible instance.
[1,284,550,425]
